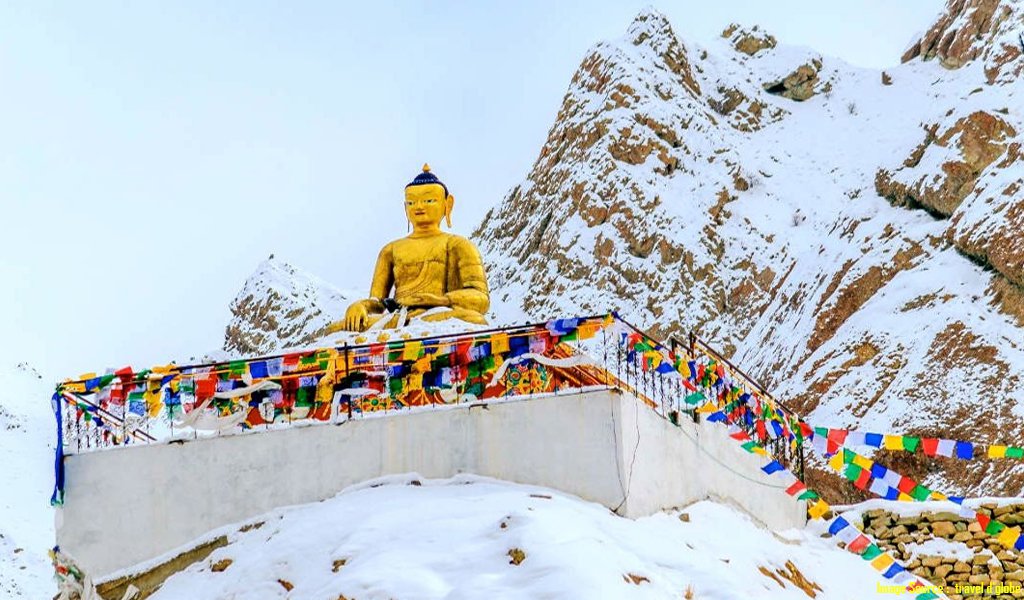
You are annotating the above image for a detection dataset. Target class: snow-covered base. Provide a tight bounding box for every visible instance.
[0,364,57,599]
[150,474,888,600]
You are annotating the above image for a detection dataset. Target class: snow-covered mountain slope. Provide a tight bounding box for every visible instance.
[149,475,886,600]
[218,1,1022,498]
[0,363,56,599]
[223,256,358,356]
[470,2,1024,497]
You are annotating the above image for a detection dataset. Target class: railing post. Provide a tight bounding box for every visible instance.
[344,343,352,421]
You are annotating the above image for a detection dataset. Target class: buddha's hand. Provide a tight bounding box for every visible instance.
[400,293,451,308]
[344,301,370,331]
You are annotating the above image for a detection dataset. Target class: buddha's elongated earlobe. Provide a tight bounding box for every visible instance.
[445,195,455,228]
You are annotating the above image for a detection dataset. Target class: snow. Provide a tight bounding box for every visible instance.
[469,5,1024,495]
[0,364,57,599]
[149,474,891,600]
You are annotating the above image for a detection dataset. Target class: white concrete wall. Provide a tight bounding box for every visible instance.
[615,393,806,531]
[57,389,805,579]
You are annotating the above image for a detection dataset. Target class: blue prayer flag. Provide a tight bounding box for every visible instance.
[761,460,784,474]
[955,441,974,460]
[249,361,269,379]
[882,563,904,579]
[828,516,849,536]
[864,433,883,447]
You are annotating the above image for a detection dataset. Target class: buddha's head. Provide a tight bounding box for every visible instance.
[404,164,454,231]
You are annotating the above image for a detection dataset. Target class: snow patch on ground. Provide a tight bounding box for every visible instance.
[150,474,893,600]
[0,364,57,599]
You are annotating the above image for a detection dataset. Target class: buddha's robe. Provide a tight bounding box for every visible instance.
[368,232,489,326]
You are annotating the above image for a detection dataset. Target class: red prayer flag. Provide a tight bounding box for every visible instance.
[897,476,917,494]
[921,438,939,456]
[785,481,806,496]
[977,513,990,530]
[854,468,872,490]
[196,377,216,400]
[115,366,134,382]
[847,535,870,553]
[827,428,848,445]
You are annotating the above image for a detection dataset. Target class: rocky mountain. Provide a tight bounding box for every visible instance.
[471,1,1024,497]
[223,256,357,356]
[221,1,1023,498]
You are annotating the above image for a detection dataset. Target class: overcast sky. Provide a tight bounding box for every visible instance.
[0,1,943,379]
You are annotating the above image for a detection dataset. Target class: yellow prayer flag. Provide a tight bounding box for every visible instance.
[883,435,902,450]
[807,500,830,520]
[577,322,599,340]
[63,382,86,393]
[931,492,948,501]
[490,332,510,354]
[828,452,845,472]
[997,526,1021,548]
[697,402,718,414]
[852,455,872,470]
[412,356,431,373]
[145,390,162,418]
[77,372,97,381]
[988,445,1008,458]
[402,341,423,362]
[870,553,895,571]
[407,373,423,391]
[898,492,912,502]
[751,447,768,456]
[151,364,176,374]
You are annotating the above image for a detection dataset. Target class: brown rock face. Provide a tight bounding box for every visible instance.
[722,24,777,56]
[876,111,1017,217]
[223,258,353,356]
[902,0,1023,83]
[763,60,822,101]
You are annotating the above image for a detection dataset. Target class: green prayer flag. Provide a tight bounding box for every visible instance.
[389,377,403,395]
[229,360,246,375]
[740,441,757,453]
[903,436,920,453]
[844,463,863,482]
[1006,447,1024,459]
[814,426,828,437]
[909,485,931,501]
[797,490,818,500]
[985,520,1005,536]
[860,544,882,560]
[684,392,704,405]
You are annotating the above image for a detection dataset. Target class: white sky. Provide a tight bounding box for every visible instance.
[0,1,943,378]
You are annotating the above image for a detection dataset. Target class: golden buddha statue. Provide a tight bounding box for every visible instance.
[331,164,490,332]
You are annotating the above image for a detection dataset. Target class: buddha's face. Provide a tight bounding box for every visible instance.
[404,184,451,229]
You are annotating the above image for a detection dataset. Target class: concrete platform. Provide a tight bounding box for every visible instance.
[56,388,805,579]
